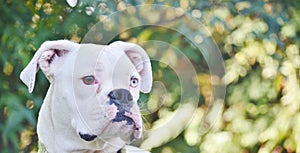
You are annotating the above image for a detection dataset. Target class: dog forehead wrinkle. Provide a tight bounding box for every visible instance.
[102,49,121,65]
[112,56,137,84]
[74,45,108,77]
[95,62,104,72]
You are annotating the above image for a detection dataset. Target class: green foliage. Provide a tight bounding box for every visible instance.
[1,0,300,153]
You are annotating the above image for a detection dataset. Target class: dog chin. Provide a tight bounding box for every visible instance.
[73,97,143,143]
[98,99,143,143]
[100,119,142,143]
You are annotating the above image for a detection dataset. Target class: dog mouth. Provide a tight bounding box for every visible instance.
[109,98,140,127]
[78,89,142,143]
[112,111,136,127]
[78,100,142,143]
[108,98,142,141]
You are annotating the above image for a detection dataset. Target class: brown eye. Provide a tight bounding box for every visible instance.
[82,75,96,85]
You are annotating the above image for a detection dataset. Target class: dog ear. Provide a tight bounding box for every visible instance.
[109,41,153,93]
[20,40,79,93]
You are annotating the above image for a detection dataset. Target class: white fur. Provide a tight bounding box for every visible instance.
[20,40,152,153]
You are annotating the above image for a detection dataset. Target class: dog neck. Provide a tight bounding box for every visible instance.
[39,141,127,153]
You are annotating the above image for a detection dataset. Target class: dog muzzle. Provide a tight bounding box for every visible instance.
[79,89,142,142]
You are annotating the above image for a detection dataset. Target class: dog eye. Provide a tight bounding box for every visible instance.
[130,77,139,88]
[82,75,96,85]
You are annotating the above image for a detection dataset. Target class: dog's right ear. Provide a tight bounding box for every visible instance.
[20,40,79,93]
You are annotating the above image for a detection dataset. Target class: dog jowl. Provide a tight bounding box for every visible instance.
[20,40,152,153]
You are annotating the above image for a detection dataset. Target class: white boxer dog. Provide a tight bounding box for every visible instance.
[20,40,152,153]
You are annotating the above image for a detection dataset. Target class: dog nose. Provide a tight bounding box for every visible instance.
[79,132,97,141]
[108,89,134,111]
[108,89,133,102]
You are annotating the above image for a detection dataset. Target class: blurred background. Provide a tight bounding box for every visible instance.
[1,0,300,153]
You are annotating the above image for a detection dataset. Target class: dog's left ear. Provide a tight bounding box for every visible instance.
[20,40,79,93]
[109,41,153,93]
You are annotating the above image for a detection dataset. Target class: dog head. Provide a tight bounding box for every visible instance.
[20,40,152,148]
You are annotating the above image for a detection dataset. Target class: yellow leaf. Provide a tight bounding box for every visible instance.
[3,62,13,76]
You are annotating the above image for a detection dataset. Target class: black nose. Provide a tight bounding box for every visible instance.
[79,132,97,141]
[108,89,134,111]
[108,89,133,102]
